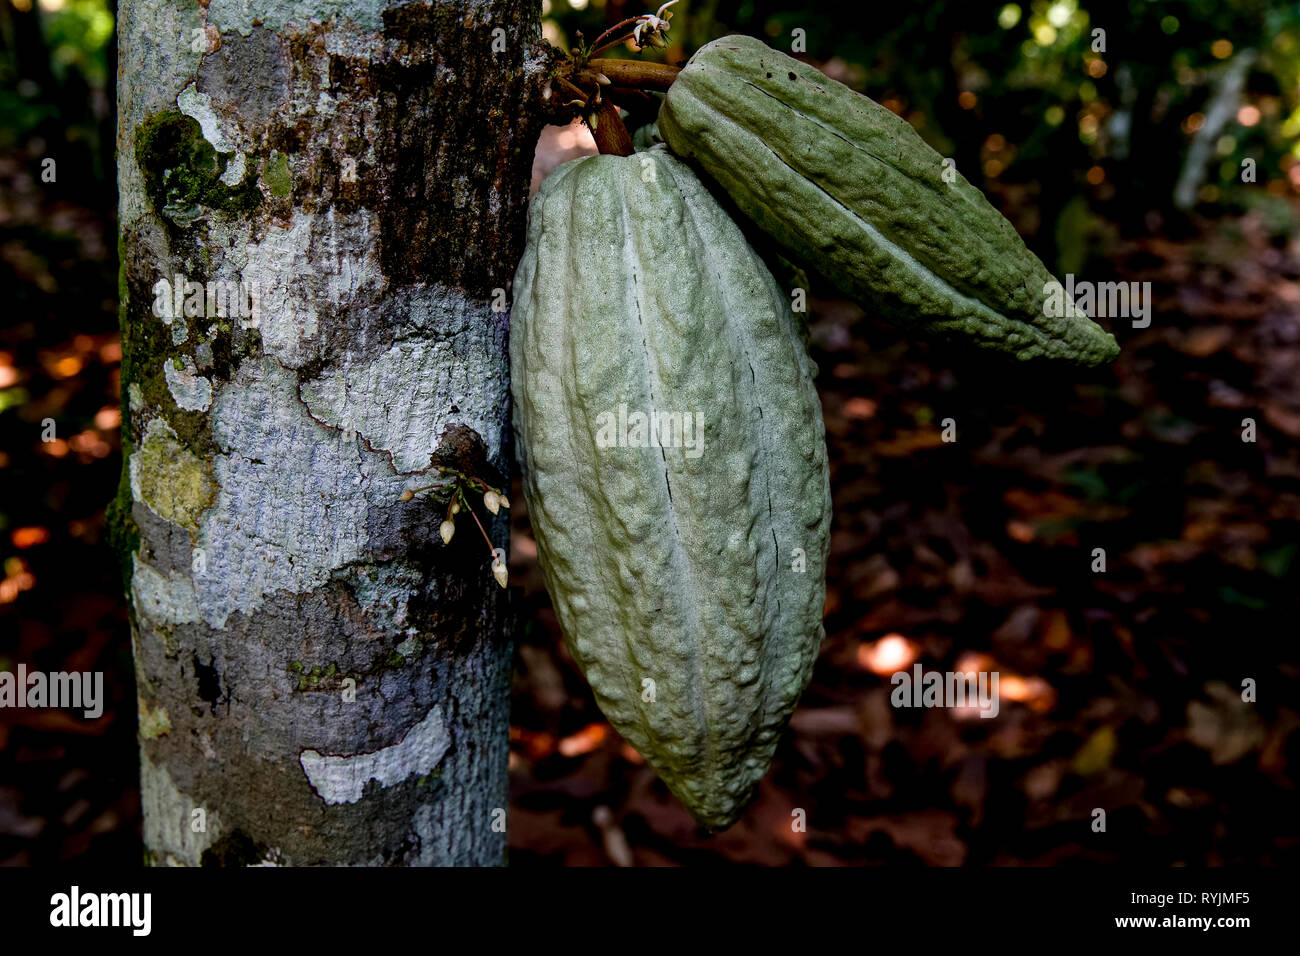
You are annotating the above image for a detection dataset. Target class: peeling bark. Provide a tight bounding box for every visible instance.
[116,0,549,865]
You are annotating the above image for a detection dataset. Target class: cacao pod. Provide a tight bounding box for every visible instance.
[510,148,831,829]
[631,120,663,151]
[658,35,1120,366]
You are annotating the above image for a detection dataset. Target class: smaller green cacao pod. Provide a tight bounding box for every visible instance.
[659,35,1119,366]
[631,120,663,151]
[510,148,831,830]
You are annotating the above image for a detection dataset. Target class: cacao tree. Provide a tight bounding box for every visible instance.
[114,0,551,865]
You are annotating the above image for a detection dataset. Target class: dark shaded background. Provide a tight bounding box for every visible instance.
[2,0,1298,865]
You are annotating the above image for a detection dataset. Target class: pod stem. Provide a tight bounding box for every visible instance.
[588,58,681,91]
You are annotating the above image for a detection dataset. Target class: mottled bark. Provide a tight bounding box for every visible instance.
[115,0,550,865]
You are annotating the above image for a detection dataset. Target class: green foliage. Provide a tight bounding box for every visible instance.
[39,0,114,87]
[0,0,113,148]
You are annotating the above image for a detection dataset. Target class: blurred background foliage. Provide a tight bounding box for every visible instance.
[0,0,112,177]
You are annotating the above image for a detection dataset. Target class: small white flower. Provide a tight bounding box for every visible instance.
[633,2,677,47]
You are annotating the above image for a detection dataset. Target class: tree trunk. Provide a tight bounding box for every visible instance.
[114,0,549,865]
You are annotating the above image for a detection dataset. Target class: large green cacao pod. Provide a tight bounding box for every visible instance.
[510,148,831,829]
[658,35,1120,367]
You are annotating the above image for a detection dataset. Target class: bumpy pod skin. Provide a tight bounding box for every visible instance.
[659,35,1120,366]
[510,149,831,830]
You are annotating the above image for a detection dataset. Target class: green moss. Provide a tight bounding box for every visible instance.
[285,647,430,693]
[133,110,262,224]
[117,227,217,458]
[289,660,356,692]
[413,766,443,789]
[264,150,292,198]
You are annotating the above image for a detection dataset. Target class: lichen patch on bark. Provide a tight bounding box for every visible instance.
[195,356,406,628]
[139,753,223,866]
[138,696,173,740]
[298,287,508,474]
[132,556,202,628]
[236,209,386,368]
[164,355,214,411]
[129,417,217,531]
[208,0,389,36]
[178,83,237,153]
[300,704,451,805]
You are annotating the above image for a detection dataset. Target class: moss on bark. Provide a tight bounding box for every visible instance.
[134,110,262,223]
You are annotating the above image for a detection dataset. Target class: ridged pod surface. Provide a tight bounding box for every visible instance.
[659,35,1120,366]
[510,148,830,829]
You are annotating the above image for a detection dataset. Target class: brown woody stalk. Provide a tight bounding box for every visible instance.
[588,58,681,91]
